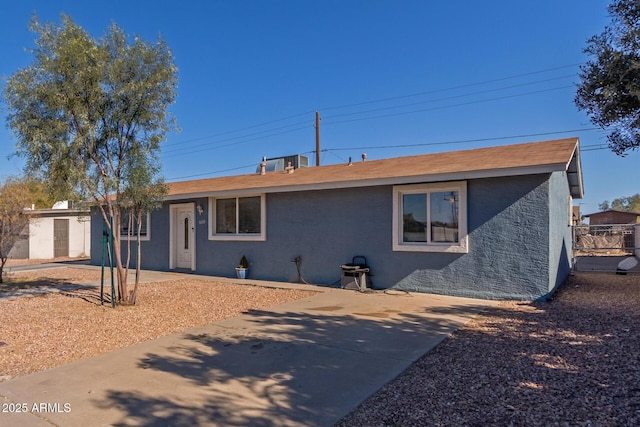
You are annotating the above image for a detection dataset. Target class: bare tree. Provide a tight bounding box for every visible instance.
[120,148,167,304]
[0,177,32,283]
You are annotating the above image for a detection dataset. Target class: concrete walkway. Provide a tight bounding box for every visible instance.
[0,267,499,426]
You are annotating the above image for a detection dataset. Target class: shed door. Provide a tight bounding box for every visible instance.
[53,219,69,258]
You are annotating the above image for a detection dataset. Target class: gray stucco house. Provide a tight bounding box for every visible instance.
[90,137,584,300]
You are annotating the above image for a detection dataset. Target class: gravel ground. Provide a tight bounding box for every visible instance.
[336,272,640,427]
[0,267,316,380]
[2,266,638,426]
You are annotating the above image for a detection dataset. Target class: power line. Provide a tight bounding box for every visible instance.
[324,128,601,151]
[160,81,574,156]
[159,64,580,152]
[168,163,257,181]
[323,75,575,121]
[160,124,310,159]
[166,128,606,181]
[320,64,580,111]
[160,81,578,158]
[162,110,314,149]
[160,119,311,156]
[581,145,610,152]
[323,85,575,126]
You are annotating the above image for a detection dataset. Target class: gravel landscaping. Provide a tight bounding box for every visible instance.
[336,272,640,427]
[1,263,638,426]
[0,267,317,380]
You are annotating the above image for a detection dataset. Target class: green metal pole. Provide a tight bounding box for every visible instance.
[100,221,106,305]
[109,215,115,308]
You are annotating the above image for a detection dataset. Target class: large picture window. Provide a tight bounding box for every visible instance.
[209,194,266,241]
[393,182,468,252]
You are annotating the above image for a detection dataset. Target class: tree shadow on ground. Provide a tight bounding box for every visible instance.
[59,286,113,306]
[94,274,640,426]
[95,301,490,426]
[0,276,110,305]
[1,276,71,292]
[337,274,640,426]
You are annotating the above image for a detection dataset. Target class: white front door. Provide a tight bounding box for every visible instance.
[173,205,195,270]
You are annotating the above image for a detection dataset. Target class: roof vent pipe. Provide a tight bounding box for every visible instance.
[285,161,295,174]
[259,157,267,175]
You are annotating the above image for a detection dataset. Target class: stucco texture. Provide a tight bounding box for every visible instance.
[91,173,572,300]
[394,174,556,300]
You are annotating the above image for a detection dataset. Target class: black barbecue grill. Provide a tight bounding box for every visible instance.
[340,256,371,291]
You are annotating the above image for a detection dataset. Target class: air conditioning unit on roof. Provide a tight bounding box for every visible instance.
[256,154,309,173]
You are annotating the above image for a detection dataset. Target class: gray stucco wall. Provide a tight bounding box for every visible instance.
[394,174,552,300]
[90,205,173,271]
[174,188,391,284]
[90,173,571,300]
[547,171,572,298]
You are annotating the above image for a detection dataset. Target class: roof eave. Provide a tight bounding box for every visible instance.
[566,141,584,199]
[163,163,569,200]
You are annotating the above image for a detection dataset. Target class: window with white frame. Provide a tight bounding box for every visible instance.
[392,181,468,252]
[119,210,151,241]
[209,194,266,241]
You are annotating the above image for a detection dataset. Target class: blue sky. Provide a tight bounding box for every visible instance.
[0,0,638,215]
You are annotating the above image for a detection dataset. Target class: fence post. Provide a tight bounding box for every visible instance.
[636,223,640,258]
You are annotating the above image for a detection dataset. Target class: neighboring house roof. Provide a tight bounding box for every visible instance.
[165,137,583,200]
[584,209,640,217]
[24,208,89,218]
[585,209,640,216]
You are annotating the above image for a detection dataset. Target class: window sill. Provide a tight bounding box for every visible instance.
[120,235,151,242]
[393,237,468,253]
[209,234,266,242]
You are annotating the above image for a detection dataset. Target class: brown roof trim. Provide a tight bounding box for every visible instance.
[584,209,640,217]
[165,137,583,199]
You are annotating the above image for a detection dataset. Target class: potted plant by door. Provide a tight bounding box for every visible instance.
[236,255,249,279]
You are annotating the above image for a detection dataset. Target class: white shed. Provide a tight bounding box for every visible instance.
[9,202,91,259]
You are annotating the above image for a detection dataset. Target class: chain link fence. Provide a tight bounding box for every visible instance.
[573,224,637,256]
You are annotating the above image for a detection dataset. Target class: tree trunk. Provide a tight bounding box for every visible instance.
[124,210,132,286]
[131,209,142,304]
[0,257,6,284]
[110,213,129,305]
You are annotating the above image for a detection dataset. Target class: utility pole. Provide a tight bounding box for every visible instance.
[315,111,321,166]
